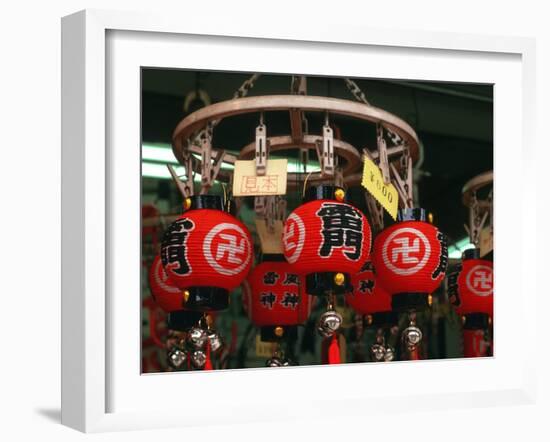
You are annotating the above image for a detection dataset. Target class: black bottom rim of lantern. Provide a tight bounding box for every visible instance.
[305,272,352,296]
[463,313,491,330]
[369,311,399,328]
[188,195,224,211]
[304,184,345,202]
[260,325,298,342]
[167,310,203,331]
[185,287,229,311]
[391,293,429,312]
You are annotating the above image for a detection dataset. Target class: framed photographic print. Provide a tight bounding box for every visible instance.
[61,9,537,433]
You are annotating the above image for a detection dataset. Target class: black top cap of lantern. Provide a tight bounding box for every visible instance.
[304,184,346,203]
[187,194,224,211]
[462,248,481,261]
[397,207,426,222]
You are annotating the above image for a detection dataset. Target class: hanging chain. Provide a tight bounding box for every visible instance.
[344,78,371,106]
[233,73,261,99]
[190,73,261,147]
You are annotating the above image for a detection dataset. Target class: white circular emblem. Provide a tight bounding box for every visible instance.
[154,258,180,293]
[382,227,431,276]
[465,265,493,297]
[283,213,305,264]
[203,223,251,276]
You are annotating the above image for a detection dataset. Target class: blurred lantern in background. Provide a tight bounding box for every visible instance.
[242,255,313,366]
[372,208,448,359]
[283,184,372,364]
[448,248,493,357]
[347,262,397,362]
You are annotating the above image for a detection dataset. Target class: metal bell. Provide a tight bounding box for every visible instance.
[370,343,386,362]
[265,356,284,367]
[187,327,208,349]
[383,346,395,362]
[317,309,343,337]
[190,349,207,369]
[402,325,423,347]
[207,330,224,354]
[167,347,187,369]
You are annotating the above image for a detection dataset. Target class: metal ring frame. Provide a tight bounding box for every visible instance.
[172,95,420,172]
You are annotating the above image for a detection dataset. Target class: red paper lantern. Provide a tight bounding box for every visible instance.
[346,264,392,315]
[243,260,312,329]
[371,208,447,311]
[282,185,371,295]
[161,196,253,311]
[449,251,493,317]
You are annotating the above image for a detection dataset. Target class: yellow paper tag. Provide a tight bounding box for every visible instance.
[361,156,399,220]
[255,219,284,254]
[479,226,493,257]
[233,159,288,196]
[255,335,275,358]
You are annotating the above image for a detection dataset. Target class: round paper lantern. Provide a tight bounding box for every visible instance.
[448,249,493,317]
[371,208,448,312]
[347,263,392,315]
[282,185,372,296]
[463,329,490,358]
[161,195,253,311]
[242,256,313,341]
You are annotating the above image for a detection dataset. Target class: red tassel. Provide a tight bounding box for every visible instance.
[204,341,213,370]
[328,334,341,364]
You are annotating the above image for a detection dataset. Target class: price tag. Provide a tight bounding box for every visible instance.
[255,219,284,254]
[361,156,399,220]
[479,226,493,257]
[232,159,288,196]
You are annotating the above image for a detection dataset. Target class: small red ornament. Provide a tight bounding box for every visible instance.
[161,196,253,311]
[450,253,493,317]
[346,264,392,315]
[282,185,371,295]
[243,260,312,328]
[371,208,447,311]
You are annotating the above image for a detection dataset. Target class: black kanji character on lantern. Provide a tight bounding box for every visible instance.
[160,218,195,275]
[359,279,375,294]
[281,292,299,309]
[316,203,364,260]
[263,271,279,285]
[260,292,277,309]
[282,273,299,286]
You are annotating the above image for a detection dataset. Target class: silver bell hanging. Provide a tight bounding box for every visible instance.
[167,347,187,369]
[207,329,224,354]
[317,309,343,337]
[190,349,207,369]
[265,356,284,367]
[383,346,395,362]
[402,325,423,349]
[370,343,386,362]
[187,326,208,349]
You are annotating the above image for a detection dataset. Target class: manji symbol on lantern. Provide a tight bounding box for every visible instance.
[371,208,448,358]
[242,256,313,366]
[161,195,253,312]
[448,248,493,357]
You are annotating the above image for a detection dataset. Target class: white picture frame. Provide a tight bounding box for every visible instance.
[61,9,537,433]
